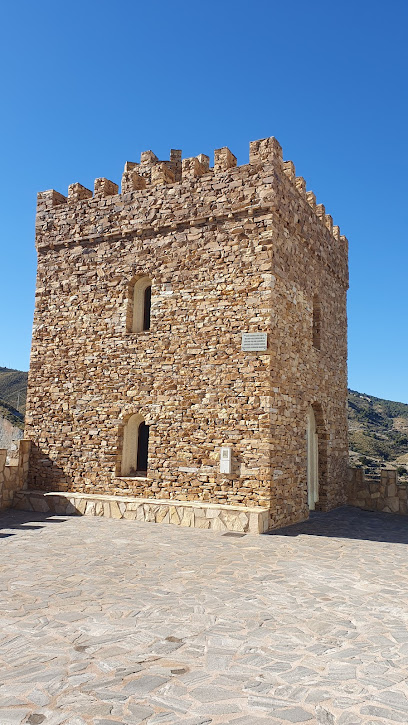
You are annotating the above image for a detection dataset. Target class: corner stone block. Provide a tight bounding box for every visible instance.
[305,191,316,209]
[196,153,210,171]
[68,183,93,203]
[151,163,175,186]
[248,511,266,533]
[140,150,158,164]
[325,214,333,232]
[249,137,282,165]
[315,203,326,220]
[124,161,138,172]
[283,160,296,181]
[214,147,237,173]
[94,178,119,198]
[182,157,208,179]
[121,168,147,194]
[37,189,67,212]
[295,176,306,195]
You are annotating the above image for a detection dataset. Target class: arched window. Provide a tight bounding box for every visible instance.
[128,277,152,333]
[121,413,149,476]
[312,295,321,350]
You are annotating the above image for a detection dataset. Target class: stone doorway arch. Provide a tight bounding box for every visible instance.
[307,406,319,510]
[121,413,149,477]
[307,403,328,510]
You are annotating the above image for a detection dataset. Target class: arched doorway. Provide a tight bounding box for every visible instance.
[307,406,319,510]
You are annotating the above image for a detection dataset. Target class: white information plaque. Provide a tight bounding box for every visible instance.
[241,332,268,351]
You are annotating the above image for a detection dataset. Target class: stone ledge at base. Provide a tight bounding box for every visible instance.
[12,490,270,534]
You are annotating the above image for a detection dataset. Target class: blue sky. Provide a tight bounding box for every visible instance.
[1,0,407,401]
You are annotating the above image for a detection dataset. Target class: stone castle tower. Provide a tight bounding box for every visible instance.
[24,137,349,532]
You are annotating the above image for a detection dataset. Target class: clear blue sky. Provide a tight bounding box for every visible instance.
[0,0,407,401]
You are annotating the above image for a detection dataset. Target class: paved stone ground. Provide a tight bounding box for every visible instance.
[1,506,408,725]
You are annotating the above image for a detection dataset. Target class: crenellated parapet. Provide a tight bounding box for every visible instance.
[35,136,348,279]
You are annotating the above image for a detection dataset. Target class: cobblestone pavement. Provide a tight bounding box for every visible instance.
[1,506,408,725]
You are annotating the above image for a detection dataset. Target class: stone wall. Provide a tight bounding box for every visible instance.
[348,468,408,515]
[25,136,349,530]
[0,416,23,456]
[0,440,31,510]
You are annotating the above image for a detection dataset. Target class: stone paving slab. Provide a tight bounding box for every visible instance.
[0,505,407,724]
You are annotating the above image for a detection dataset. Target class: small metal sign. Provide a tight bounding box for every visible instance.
[241,332,268,351]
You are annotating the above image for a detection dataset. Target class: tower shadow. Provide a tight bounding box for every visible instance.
[267,505,408,545]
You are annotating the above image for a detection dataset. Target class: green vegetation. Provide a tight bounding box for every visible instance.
[0,398,24,429]
[348,389,408,467]
[0,367,28,415]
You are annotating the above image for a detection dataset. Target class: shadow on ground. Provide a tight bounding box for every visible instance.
[1,505,407,546]
[268,505,408,544]
[0,509,68,538]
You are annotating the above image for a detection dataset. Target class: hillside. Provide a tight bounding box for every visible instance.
[0,398,24,429]
[348,389,408,475]
[0,367,28,415]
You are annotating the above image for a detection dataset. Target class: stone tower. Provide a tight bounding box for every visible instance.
[24,137,349,532]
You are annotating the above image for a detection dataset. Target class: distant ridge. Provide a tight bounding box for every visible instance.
[0,367,28,415]
[348,389,408,471]
[0,397,24,429]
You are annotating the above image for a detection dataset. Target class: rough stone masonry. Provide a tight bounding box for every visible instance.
[24,136,349,530]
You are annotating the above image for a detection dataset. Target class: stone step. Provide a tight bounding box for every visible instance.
[12,490,270,534]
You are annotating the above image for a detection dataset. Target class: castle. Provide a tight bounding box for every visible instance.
[22,137,349,533]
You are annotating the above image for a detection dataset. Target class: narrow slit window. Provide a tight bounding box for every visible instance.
[143,285,151,331]
[312,296,321,350]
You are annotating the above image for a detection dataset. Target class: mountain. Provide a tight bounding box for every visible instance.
[0,368,28,450]
[0,398,24,429]
[0,367,28,415]
[348,389,408,475]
